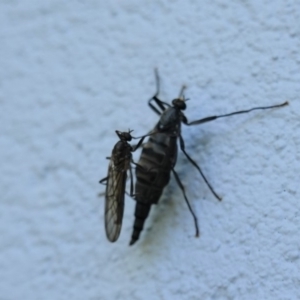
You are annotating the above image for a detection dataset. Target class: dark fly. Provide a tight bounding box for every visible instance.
[100,130,146,242]
[130,70,288,245]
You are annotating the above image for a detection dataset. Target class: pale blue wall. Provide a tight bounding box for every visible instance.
[0,1,299,299]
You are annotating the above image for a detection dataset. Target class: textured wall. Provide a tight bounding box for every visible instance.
[1,1,299,299]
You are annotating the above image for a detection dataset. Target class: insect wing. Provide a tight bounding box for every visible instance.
[104,159,127,242]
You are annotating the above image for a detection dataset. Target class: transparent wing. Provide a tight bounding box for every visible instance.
[104,160,127,242]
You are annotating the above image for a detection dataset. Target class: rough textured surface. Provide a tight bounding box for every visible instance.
[1,1,299,299]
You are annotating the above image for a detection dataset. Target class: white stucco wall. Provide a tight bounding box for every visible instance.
[1,1,299,299]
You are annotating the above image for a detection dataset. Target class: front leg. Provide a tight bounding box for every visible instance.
[99,176,108,185]
[148,69,171,115]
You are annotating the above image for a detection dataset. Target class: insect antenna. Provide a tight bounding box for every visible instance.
[178,85,187,99]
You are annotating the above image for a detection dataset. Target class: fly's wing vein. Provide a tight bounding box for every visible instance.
[104,161,126,242]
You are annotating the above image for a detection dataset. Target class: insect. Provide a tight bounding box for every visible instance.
[99,130,147,242]
[130,69,288,246]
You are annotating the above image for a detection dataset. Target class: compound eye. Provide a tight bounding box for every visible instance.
[172,99,186,110]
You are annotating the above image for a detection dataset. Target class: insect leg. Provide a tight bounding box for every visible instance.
[148,69,171,115]
[130,142,145,150]
[128,161,151,199]
[179,134,222,201]
[99,176,108,185]
[149,99,164,115]
[184,101,288,126]
[98,177,108,197]
[149,96,170,115]
[132,135,147,151]
[171,168,199,237]
[129,163,134,197]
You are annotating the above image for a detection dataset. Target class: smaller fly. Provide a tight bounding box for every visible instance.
[99,130,146,242]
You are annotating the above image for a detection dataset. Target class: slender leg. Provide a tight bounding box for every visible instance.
[184,101,288,126]
[148,69,171,115]
[99,176,108,185]
[98,176,108,197]
[132,136,147,151]
[131,161,147,172]
[127,160,148,199]
[98,177,108,196]
[129,164,134,197]
[179,134,222,201]
[130,142,145,150]
[172,168,199,237]
[149,96,170,115]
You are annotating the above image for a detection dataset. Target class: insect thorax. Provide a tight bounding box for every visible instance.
[157,107,181,134]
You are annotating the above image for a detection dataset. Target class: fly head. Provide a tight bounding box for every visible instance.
[172,98,187,110]
[115,130,133,142]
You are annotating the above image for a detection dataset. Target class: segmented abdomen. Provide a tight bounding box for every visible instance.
[135,132,178,203]
[130,132,178,245]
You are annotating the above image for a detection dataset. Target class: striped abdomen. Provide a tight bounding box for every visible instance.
[130,132,178,245]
